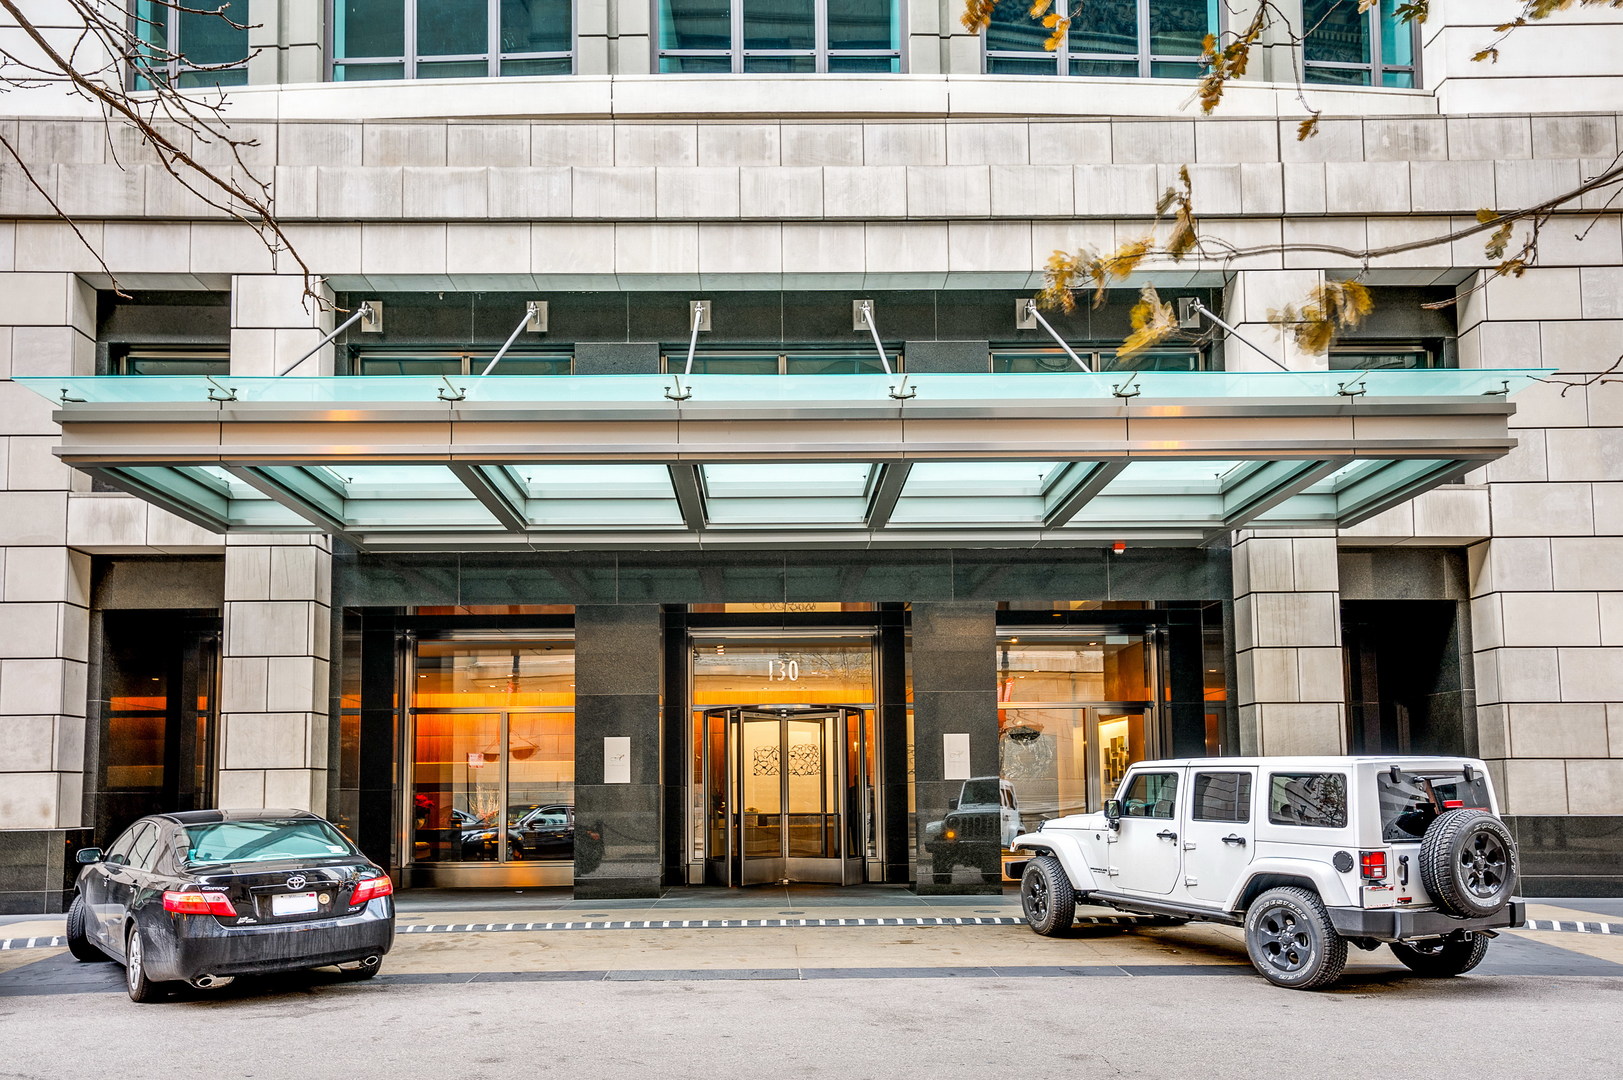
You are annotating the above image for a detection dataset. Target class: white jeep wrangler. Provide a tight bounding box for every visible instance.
[1006,756,1524,990]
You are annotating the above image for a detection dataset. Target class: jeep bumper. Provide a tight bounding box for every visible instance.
[1327,900,1525,941]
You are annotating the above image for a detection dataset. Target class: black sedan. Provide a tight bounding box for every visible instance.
[67,809,396,1002]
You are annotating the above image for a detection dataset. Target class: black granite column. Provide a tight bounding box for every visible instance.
[911,602,1001,895]
[904,341,990,373]
[573,604,663,899]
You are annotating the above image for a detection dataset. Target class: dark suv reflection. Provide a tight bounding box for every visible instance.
[458,804,574,860]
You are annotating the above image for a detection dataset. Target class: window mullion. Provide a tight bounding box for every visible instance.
[733,0,744,73]
[489,0,500,76]
[1369,5,1383,85]
[405,0,418,78]
[815,0,828,73]
[170,4,182,82]
[1138,0,1150,79]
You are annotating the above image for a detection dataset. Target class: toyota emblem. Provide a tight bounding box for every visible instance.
[286,874,307,890]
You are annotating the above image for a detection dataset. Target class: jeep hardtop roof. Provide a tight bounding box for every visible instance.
[1116,755,1486,770]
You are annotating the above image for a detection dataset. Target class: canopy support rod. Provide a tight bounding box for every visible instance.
[278,303,371,377]
[858,301,894,376]
[683,301,707,376]
[1024,300,1090,372]
[480,302,541,377]
[1186,299,1291,373]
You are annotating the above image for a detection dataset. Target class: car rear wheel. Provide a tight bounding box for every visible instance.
[124,926,167,1003]
[1243,887,1348,990]
[65,897,107,963]
[1389,932,1490,977]
[1020,855,1076,937]
[1419,809,1518,919]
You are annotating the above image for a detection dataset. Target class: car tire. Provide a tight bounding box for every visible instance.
[1389,932,1490,977]
[1020,855,1076,938]
[65,896,107,963]
[1419,809,1518,919]
[1243,887,1348,990]
[124,926,167,1004]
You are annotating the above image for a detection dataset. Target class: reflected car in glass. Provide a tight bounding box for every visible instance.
[458,803,574,860]
[66,809,396,1002]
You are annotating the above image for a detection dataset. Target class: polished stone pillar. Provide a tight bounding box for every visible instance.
[910,602,1001,895]
[573,604,663,899]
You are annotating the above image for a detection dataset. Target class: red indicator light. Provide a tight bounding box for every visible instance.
[162,889,238,916]
[1443,800,1463,809]
[350,874,394,905]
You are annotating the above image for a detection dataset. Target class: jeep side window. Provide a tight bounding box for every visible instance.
[1268,772,1348,828]
[1122,772,1178,819]
[1192,772,1252,823]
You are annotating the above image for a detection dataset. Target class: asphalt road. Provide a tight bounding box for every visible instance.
[0,966,1620,1080]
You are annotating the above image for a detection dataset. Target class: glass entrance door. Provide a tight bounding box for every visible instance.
[704,705,864,886]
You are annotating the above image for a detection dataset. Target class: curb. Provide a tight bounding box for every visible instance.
[3,915,1615,952]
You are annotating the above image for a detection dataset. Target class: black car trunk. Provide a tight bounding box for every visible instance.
[186,857,367,925]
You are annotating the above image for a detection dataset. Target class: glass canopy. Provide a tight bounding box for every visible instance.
[16,370,1548,549]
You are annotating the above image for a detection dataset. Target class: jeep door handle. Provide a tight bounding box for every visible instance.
[1156,830,1178,842]
[1221,834,1247,847]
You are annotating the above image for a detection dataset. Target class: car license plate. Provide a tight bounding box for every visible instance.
[272,891,319,916]
[1362,885,1396,909]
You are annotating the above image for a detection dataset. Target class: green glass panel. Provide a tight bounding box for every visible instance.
[1070,0,1138,55]
[134,0,168,53]
[827,55,900,73]
[359,357,464,376]
[1328,350,1434,371]
[1070,58,1137,78]
[1148,61,1204,80]
[904,462,1061,498]
[661,0,731,50]
[987,56,1060,76]
[419,60,492,78]
[1305,64,1371,86]
[418,0,487,57]
[337,0,405,59]
[177,68,249,88]
[1380,0,1415,68]
[177,8,249,66]
[122,357,230,376]
[685,355,780,375]
[334,62,408,80]
[741,55,817,73]
[660,54,733,72]
[703,463,872,498]
[1382,69,1415,89]
[827,0,896,50]
[501,57,573,75]
[985,0,1047,53]
[785,353,889,375]
[1148,0,1215,56]
[1304,0,1370,65]
[995,351,1087,374]
[743,0,814,50]
[501,0,572,54]
[1097,349,1203,372]
[487,356,571,375]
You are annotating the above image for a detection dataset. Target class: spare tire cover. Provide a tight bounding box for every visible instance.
[1418,808,1517,919]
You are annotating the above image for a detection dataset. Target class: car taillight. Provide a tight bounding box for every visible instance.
[163,889,238,916]
[1359,850,1387,882]
[1442,799,1464,809]
[350,874,394,905]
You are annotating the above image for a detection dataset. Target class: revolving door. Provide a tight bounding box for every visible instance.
[702,705,866,886]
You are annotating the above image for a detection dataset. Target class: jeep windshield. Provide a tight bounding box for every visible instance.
[1377,772,1493,842]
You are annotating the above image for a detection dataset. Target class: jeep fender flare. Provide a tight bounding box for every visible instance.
[1010,832,1101,895]
[1223,857,1357,914]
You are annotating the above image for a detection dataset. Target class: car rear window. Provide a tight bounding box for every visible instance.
[1268,773,1348,828]
[183,819,354,865]
[1377,771,1494,841]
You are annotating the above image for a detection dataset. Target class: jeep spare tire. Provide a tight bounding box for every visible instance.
[1418,808,1517,919]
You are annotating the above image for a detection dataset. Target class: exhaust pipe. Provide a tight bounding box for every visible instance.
[361,955,381,968]
[190,974,234,989]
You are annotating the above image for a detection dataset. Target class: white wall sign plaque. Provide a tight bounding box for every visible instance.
[943,733,971,780]
[604,737,631,784]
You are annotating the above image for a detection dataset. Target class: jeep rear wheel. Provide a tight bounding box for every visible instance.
[1243,887,1348,990]
[1419,809,1518,919]
[1020,855,1076,937]
[1389,932,1490,977]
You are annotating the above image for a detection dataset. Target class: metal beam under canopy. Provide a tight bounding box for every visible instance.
[19,369,1546,551]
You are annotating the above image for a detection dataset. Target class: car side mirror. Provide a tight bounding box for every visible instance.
[75,848,103,864]
[948,798,958,810]
[1103,800,1123,827]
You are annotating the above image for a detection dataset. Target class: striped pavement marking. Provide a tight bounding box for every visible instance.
[3,915,1615,952]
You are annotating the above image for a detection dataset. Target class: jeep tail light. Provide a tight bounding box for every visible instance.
[1442,800,1464,809]
[350,874,394,905]
[1359,850,1387,882]
[163,889,238,916]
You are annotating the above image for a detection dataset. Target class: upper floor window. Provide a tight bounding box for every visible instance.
[661,349,899,374]
[333,0,572,81]
[113,348,230,376]
[351,349,572,375]
[658,0,901,74]
[985,0,1216,78]
[992,346,1207,373]
[131,0,249,89]
[1303,0,1416,88]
